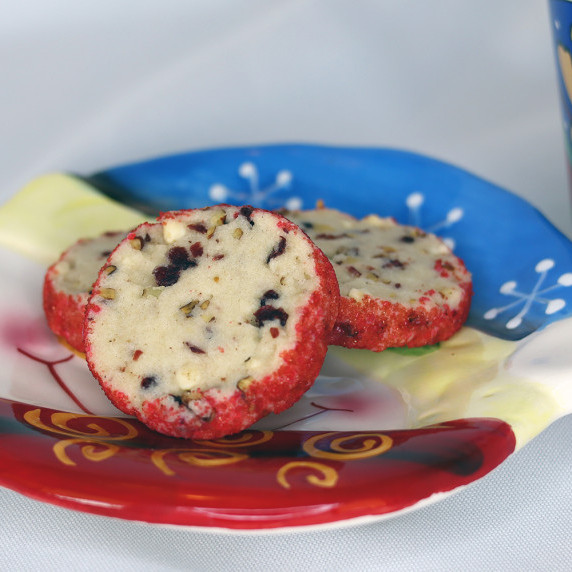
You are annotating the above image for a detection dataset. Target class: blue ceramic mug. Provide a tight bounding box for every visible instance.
[549,0,572,190]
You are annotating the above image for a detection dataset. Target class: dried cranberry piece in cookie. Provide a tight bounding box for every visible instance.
[43,230,127,353]
[84,205,340,439]
[282,207,472,351]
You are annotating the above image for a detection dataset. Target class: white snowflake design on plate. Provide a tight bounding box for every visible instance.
[484,259,572,330]
[406,192,464,250]
[208,162,302,209]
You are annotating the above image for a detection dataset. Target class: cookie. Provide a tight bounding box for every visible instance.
[43,231,127,353]
[84,205,340,438]
[281,207,472,351]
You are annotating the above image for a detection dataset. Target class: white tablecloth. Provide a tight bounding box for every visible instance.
[1,2,571,570]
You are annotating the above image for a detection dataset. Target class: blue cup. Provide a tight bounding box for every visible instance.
[549,0,572,192]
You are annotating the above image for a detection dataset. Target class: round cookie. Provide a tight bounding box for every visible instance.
[281,207,472,351]
[43,231,127,354]
[84,205,340,438]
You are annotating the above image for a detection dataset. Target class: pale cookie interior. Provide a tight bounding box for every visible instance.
[284,208,469,310]
[87,207,319,407]
[52,231,127,295]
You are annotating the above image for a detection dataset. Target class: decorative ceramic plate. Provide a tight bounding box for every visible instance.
[0,145,571,532]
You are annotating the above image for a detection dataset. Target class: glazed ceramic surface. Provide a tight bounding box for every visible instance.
[0,145,571,531]
[550,0,572,185]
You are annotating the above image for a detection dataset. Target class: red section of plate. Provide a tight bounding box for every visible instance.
[0,399,516,530]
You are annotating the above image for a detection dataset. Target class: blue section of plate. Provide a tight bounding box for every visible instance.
[88,144,572,341]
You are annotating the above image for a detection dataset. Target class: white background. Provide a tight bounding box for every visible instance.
[1,1,571,570]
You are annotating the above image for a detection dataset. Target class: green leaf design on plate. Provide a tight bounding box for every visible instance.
[387,343,440,356]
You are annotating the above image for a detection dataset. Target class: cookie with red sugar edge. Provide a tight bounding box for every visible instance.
[84,205,340,439]
[43,231,127,354]
[281,207,472,351]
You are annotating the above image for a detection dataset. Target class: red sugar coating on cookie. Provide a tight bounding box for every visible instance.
[84,205,339,439]
[281,207,472,351]
[43,231,127,353]
[330,284,472,350]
